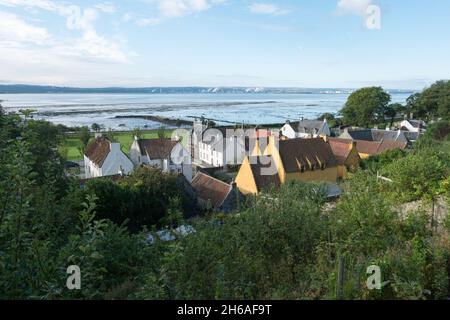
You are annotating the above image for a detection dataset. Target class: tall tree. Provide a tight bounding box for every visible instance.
[416,80,450,120]
[340,87,391,127]
[79,126,91,149]
[406,93,422,119]
[385,103,404,128]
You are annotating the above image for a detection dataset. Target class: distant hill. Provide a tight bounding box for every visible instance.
[0,84,414,95]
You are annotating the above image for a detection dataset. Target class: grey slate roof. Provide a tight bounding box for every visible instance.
[341,129,413,143]
[289,120,327,135]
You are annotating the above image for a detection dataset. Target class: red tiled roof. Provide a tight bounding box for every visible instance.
[191,172,232,208]
[278,138,337,173]
[377,140,408,153]
[330,137,407,155]
[138,139,178,159]
[328,138,353,165]
[84,136,110,167]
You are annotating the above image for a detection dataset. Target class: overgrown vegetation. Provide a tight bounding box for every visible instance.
[1,98,449,299]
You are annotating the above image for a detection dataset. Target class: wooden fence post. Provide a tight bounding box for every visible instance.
[336,256,345,300]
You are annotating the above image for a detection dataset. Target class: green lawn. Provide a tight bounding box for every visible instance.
[62,130,174,161]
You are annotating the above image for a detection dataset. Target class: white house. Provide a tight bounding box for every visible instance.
[400,119,427,133]
[84,135,134,179]
[129,137,193,182]
[281,119,331,139]
[197,127,246,167]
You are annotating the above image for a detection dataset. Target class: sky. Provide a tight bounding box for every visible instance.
[0,0,449,90]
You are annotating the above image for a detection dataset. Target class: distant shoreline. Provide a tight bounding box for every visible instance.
[0,84,416,95]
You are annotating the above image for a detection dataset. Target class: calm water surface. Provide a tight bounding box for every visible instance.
[0,92,412,130]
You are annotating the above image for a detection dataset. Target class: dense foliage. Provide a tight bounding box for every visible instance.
[84,167,197,232]
[408,80,450,120]
[0,102,449,300]
[340,80,449,127]
[340,87,391,127]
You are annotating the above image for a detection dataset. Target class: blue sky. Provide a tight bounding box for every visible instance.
[0,0,449,89]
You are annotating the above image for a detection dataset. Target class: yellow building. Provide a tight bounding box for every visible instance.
[235,156,280,195]
[236,137,339,194]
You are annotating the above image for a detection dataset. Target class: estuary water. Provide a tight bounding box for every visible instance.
[0,92,412,130]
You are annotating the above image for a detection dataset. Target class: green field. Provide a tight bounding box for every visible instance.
[62,130,174,161]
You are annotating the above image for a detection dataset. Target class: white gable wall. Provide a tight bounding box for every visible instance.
[280,123,297,139]
[400,120,420,133]
[84,155,102,178]
[101,144,134,177]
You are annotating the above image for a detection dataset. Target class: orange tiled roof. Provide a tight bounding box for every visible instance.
[138,139,178,160]
[328,138,353,165]
[84,136,111,167]
[330,137,407,156]
[191,172,233,208]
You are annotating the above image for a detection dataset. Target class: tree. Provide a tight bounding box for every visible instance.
[318,113,335,122]
[340,87,391,127]
[79,126,91,149]
[416,80,450,120]
[157,126,167,139]
[132,127,142,139]
[91,123,102,132]
[385,103,404,128]
[84,167,196,232]
[0,104,4,124]
[406,93,422,119]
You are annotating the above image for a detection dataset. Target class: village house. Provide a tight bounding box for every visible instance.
[235,156,281,195]
[191,119,246,168]
[191,172,243,212]
[339,128,419,144]
[264,136,339,184]
[236,137,339,194]
[330,137,408,159]
[84,135,134,179]
[325,137,361,179]
[280,118,331,139]
[129,136,193,182]
[400,119,427,133]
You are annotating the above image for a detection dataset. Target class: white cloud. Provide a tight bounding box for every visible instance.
[249,3,288,16]
[0,0,132,63]
[0,11,50,45]
[336,0,372,16]
[136,0,225,26]
[94,2,116,14]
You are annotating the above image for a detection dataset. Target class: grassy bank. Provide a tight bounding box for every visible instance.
[62,130,174,161]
